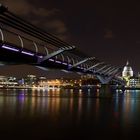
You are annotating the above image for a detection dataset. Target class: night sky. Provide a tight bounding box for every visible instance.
[1,0,140,77]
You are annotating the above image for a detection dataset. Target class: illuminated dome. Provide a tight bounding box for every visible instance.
[122,61,133,77]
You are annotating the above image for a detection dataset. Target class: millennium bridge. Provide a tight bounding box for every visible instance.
[0,4,125,96]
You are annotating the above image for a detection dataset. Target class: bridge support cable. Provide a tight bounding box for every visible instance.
[0,4,71,48]
[105,67,117,75]
[95,65,110,73]
[68,57,95,69]
[108,68,120,76]
[84,62,104,72]
[99,66,113,75]
[0,17,66,48]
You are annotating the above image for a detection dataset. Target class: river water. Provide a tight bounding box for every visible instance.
[0,88,140,140]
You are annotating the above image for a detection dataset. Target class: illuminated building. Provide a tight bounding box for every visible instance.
[129,76,140,87]
[122,61,133,86]
[122,61,133,77]
[0,76,18,87]
[25,75,37,86]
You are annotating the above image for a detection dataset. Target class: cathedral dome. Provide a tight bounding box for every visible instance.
[122,61,133,77]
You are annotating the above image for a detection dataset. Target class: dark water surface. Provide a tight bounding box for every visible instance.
[0,89,140,140]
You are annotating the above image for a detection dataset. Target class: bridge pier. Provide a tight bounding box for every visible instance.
[99,84,113,98]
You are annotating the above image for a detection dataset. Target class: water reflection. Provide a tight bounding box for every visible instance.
[0,89,140,139]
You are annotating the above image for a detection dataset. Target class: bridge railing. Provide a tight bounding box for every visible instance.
[0,29,121,76]
[0,4,98,69]
[0,28,96,70]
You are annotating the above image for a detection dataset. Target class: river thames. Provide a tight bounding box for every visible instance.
[0,88,140,140]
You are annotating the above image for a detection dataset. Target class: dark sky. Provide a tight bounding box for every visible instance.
[1,0,140,77]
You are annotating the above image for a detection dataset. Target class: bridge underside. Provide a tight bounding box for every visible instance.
[0,45,36,65]
[0,44,90,74]
[0,43,125,85]
[0,4,125,86]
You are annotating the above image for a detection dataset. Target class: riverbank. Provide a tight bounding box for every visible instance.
[1,85,140,91]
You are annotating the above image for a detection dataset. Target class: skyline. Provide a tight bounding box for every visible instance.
[1,1,140,138]
[0,65,81,78]
[0,0,140,76]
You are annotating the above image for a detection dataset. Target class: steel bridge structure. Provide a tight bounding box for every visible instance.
[0,4,125,85]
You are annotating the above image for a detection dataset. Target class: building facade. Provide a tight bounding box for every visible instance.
[122,61,140,87]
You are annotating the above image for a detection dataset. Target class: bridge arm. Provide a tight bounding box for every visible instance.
[95,65,110,73]
[96,68,120,84]
[38,46,75,63]
[100,66,113,74]
[105,67,117,75]
[84,62,104,72]
[108,68,119,75]
[68,57,95,69]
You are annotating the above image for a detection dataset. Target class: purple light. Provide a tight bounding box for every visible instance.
[38,55,43,58]
[55,60,62,64]
[63,62,68,65]
[21,51,34,56]
[68,64,72,66]
[2,45,19,52]
[49,59,54,62]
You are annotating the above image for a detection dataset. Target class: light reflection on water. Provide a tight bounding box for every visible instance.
[0,89,140,139]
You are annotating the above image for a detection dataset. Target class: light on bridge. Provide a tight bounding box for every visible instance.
[21,51,34,56]
[2,45,19,52]
[49,59,54,62]
[55,60,62,64]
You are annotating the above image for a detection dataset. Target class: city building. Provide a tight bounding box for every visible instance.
[129,76,140,87]
[122,61,133,77]
[0,76,18,87]
[122,61,134,86]
[122,61,140,87]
